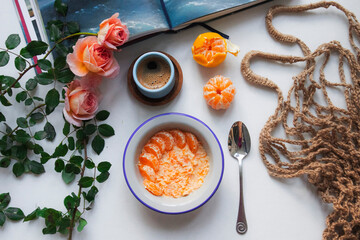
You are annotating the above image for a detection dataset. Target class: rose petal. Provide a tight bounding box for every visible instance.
[63,107,82,127]
[66,52,88,77]
[102,59,120,78]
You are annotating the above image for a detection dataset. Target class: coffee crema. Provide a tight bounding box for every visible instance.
[136,57,171,89]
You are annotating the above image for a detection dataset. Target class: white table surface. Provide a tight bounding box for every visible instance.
[0,0,358,239]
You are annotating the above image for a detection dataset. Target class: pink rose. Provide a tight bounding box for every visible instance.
[63,77,101,127]
[98,13,129,50]
[66,36,120,78]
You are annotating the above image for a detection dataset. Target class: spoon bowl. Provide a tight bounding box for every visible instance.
[228,121,251,234]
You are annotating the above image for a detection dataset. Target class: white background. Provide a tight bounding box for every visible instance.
[0,0,358,239]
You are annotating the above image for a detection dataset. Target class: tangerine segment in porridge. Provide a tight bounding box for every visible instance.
[138,130,209,198]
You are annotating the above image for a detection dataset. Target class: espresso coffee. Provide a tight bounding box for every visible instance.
[136,56,171,89]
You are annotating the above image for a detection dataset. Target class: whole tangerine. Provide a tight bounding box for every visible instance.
[203,75,236,110]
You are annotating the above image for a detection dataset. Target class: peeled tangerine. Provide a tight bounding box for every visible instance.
[203,75,236,110]
[191,32,240,68]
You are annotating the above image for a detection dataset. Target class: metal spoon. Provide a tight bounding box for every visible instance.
[228,121,251,234]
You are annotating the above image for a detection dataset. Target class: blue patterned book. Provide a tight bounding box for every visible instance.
[15,0,270,45]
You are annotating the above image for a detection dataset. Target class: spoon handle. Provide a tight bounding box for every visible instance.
[236,158,247,234]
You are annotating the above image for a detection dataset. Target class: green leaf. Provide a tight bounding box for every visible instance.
[29,160,45,174]
[96,110,110,121]
[57,68,74,83]
[4,124,12,134]
[44,122,56,141]
[92,135,104,155]
[62,197,73,211]
[16,117,28,128]
[54,56,66,69]
[42,226,56,235]
[37,59,52,71]
[85,186,98,202]
[98,124,115,137]
[4,207,25,221]
[15,130,31,143]
[33,144,44,154]
[0,211,5,226]
[13,162,25,177]
[0,112,5,122]
[58,216,70,234]
[0,96,11,106]
[7,88,13,97]
[84,124,96,135]
[23,158,32,173]
[24,98,33,106]
[77,218,87,232]
[63,122,70,135]
[49,24,61,42]
[85,160,95,169]
[0,137,11,151]
[26,41,48,56]
[55,43,69,57]
[62,170,75,184]
[76,129,85,141]
[52,143,68,158]
[79,177,94,188]
[30,112,44,122]
[14,57,26,71]
[2,76,20,88]
[96,171,110,183]
[64,162,75,173]
[54,0,68,17]
[46,20,64,30]
[0,193,11,210]
[11,145,27,160]
[36,72,53,85]
[97,161,111,173]
[0,157,11,168]
[40,152,51,164]
[54,159,64,172]
[33,96,43,102]
[34,131,47,140]
[0,51,10,67]
[45,88,60,114]
[24,207,40,222]
[25,78,37,90]
[68,136,75,150]
[70,156,83,167]
[67,21,80,34]
[20,47,32,59]
[5,34,20,49]
[15,91,27,103]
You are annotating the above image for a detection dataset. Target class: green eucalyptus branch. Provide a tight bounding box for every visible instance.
[68,137,88,240]
[0,1,115,238]
[1,32,97,98]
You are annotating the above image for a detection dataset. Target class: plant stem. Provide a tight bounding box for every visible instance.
[1,65,36,97]
[7,103,46,136]
[0,47,31,65]
[68,137,88,240]
[43,32,97,60]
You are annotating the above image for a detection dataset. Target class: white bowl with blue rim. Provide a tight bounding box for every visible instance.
[132,51,175,99]
[123,112,224,214]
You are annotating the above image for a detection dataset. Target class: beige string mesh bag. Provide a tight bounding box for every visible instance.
[240,1,360,239]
